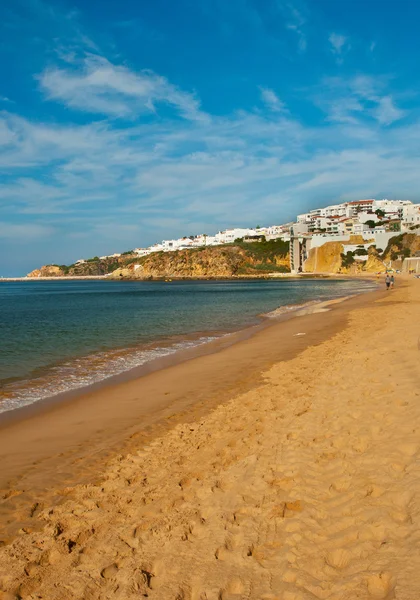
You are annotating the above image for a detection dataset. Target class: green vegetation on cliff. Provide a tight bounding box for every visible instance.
[28,241,291,279]
[112,242,291,279]
[233,238,289,261]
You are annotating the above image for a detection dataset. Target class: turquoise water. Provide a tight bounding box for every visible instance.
[0,279,375,413]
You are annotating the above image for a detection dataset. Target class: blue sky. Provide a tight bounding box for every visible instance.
[1,0,419,275]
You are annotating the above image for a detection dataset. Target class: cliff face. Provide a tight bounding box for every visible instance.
[304,242,344,274]
[363,250,386,273]
[27,255,137,278]
[110,244,290,279]
[384,233,420,261]
[27,265,65,278]
[304,242,386,274]
[28,242,290,279]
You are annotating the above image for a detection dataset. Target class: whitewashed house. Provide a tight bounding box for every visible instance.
[134,248,152,257]
[402,204,420,228]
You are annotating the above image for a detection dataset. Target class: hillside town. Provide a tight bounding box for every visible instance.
[75,198,420,272]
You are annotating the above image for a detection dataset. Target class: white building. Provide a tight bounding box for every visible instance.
[373,199,411,215]
[320,204,347,218]
[352,222,370,235]
[134,248,152,257]
[76,197,416,266]
[148,243,165,253]
[204,235,217,246]
[402,203,420,227]
[289,222,309,235]
[297,213,310,224]
[345,199,375,217]
[215,228,257,244]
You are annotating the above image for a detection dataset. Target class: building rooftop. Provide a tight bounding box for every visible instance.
[348,199,374,205]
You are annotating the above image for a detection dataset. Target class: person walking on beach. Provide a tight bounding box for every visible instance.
[390,275,395,288]
[385,274,391,290]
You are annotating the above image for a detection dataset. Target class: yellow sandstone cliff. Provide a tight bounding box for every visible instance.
[27,242,291,280]
[27,265,65,278]
[304,242,386,274]
[109,245,290,279]
[304,242,344,274]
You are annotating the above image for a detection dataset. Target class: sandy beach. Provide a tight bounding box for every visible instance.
[1,276,420,599]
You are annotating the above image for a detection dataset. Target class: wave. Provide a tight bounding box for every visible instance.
[0,278,378,416]
[0,335,222,415]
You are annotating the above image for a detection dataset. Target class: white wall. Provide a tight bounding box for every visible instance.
[307,234,351,250]
[372,230,396,251]
[292,222,309,235]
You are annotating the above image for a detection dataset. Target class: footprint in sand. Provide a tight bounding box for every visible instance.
[325,548,352,569]
[366,572,396,599]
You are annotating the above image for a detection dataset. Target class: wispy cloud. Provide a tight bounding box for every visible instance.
[317,75,405,126]
[38,55,209,122]
[259,87,288,112]
[284,5,307,51]
[3,0,420,276]
[374,96,405,125]
[329,33,348,63]
[0,73,415,247]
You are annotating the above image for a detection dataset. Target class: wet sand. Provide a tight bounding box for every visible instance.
[0,289,380,526]
[1,278,420,598]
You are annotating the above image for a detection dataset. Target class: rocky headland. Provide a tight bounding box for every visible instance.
[26,233,420,279]
[27,241,291,279]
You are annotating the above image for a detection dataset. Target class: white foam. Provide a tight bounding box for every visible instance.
[0,335,221,415]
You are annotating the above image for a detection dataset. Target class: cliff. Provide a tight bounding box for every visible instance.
[28,241,291,279]
[27,254,138,278]
[27,265,66,278]
[110,242,290,279]
[304,232,420,274]
[383,233,420,261]
[304,242,344,274]
[304,242,386,274]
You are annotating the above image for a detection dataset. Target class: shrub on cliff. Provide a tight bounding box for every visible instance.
[341,251,355,268]
[234,238,289,261]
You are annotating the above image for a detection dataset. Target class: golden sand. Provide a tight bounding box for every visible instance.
[0,277,419,599]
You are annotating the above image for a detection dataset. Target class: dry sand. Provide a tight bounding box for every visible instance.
[1,277,420,599]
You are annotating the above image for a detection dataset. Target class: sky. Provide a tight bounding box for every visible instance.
[1,0,420,276]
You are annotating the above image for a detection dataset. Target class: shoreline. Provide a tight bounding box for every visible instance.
[0,283,383,542]
[0,272,378,282]
[1,277,418,597]
[0,277,376,419]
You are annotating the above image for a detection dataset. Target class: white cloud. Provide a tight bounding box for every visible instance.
[329,33,348,62]
[259,87,288,113]
[38,55,209,122]
[285,6,307,51]
[1,63,418,271]
[317,75,405,126]
[329,33,346,54]
[374,96,405,125]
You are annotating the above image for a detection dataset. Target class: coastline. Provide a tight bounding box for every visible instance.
[2,277,420,598]
[1,277,419,597]
[0,277,376,417]
[0,272,375,282]
[0,283,382,540]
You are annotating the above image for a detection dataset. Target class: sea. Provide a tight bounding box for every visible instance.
[0,278,376,414]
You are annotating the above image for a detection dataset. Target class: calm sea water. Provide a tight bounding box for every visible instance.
[0,279,376,413]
